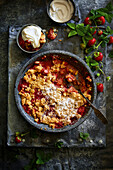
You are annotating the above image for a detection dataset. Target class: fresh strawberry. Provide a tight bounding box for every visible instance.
[94,52,103,61]
[84,17,92,25]
[96,16,105,25]
[15,136,22,143]
[97,83,104,92]
[90,27,96,35]
[47,28,57,40]
[108,36,113,44]
[87,38,96,47]
[98,30,103,36]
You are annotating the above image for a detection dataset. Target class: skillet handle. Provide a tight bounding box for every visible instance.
[79,91,108,124]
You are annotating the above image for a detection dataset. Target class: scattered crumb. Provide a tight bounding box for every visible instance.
[46,139,50,143]
[70,139,73,143]
[79,138,83,142]
[22,139,25,142]
[99,139,103,144]
[89,139,93,143]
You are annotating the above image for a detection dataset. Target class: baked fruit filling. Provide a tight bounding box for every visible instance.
[18,55,92,129]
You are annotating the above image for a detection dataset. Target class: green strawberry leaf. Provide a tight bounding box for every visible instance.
[36,152,51,165]
[102,31,109,36]
[106,2,113,11]
[76,23,85,36]
[84,34,93,41]
[67,23,76,30]
[106,26,111,33]
[90,14,101,20]
[110,30,113,34]
[100,41,106,48]
[80,132,89,140]
[105,13,113,23]
[68,30,77,37]
[82,37,87,46]
[90,9,96,16]
[55,141,64,148]
[109,51,113,58]
[84,24,90,33]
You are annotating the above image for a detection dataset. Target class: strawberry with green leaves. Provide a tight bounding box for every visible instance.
[97,83,104,92]
[108,36,113,44]
[84,17,92,25]
[15,136,22,143]
[96,16,105,25]
[94,52,103,61]
[98,30,103,36]
[90,27,96,35]
[87,38,96,47]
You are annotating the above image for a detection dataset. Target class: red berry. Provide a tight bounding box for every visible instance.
[96,16,105,25]
[108,36,113,44]
[98,30,103,36]
[90,27,96,35]
[15,136,22,143]
[84,17,92,25]
[94,52,103,61]
[47,28,57,40]
[97,83,104,92]
[87,38,96,47]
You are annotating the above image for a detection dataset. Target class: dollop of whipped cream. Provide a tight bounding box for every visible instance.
[49,0,74,23]
[22,25,41,48]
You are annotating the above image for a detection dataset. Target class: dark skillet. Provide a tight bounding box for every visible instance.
[15,50,97,132]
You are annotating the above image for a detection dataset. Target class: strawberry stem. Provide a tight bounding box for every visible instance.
[95,41,103,49]
[98,67,106,76]
[21,131,30,137]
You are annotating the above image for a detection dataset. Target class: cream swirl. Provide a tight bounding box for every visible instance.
[22,25,41,48]
[49,0,74,23]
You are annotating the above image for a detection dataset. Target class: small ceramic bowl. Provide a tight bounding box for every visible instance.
[47,0,76,24]
[16,24,46,54]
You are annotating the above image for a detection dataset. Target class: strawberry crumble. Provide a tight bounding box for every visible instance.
[18,54,92,129]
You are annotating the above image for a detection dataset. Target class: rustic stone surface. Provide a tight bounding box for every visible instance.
[0,0,113,169]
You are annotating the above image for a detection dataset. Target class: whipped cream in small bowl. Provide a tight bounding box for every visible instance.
[47,0,75,23]
[17,24,46,53]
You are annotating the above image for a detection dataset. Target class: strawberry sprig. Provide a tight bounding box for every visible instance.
[15,128,38,144]
[67,2,113,86]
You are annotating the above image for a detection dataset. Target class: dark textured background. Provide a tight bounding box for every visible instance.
[0,0,113,169]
